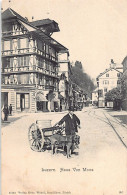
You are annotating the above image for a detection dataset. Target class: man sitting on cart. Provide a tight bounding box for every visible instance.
[57,106,81,154]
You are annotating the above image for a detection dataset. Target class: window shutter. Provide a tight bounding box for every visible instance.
[10,58,14,67]
[10,40,13,50]
[17,57,20,66]
[2,41,4,51]
[16,94,20,108]
[26,38,29,48]
[17,39,20,49]
[26,56,29,66]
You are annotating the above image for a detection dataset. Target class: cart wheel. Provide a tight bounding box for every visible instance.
[28,123,44,152]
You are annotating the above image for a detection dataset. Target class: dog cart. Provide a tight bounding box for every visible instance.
[28,120,64,152]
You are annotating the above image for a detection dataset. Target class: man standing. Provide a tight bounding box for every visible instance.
[9,104,12,115]
[57,106,80,156]
[3,105,9,121]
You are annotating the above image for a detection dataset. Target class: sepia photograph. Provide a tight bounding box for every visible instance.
[1,0,127,194]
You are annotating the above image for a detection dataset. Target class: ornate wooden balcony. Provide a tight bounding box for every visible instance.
[2,30,25,37]
[2,65,59,78]
[2,47,58,63]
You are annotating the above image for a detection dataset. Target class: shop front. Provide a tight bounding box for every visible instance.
[36,92,48,112]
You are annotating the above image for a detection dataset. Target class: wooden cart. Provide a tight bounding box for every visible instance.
[28,120,64,152]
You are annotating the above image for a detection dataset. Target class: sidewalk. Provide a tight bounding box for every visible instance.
[1,112,29,127]
[1,110,68,127]
[104,108,127,125]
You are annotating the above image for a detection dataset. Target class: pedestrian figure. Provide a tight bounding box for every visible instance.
[60,105,62,112]
[3,105,9,121]
[9,104,12,115]
[1,106,4,121]
[57,106,80,157]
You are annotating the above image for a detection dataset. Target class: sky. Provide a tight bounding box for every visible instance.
[1,0,127,79]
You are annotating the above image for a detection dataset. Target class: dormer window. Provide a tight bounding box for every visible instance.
[106,73,109,77]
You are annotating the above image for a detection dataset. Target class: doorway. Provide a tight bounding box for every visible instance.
[1,92,8,108]
[20,94,25,111]
[16,93,29,111]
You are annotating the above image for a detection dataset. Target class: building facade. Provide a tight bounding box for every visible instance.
[96,61,123,108]
[58,51,72,110]
[1,8,68,113]
[92,88,98,105]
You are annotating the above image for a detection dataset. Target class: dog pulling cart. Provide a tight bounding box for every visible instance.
[28,120,65,152]
[28,119,80,154]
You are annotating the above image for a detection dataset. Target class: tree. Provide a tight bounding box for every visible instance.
[75,61,83,69]
[121,70,127,100]
[105,87,122,110]
[70,61,96,97]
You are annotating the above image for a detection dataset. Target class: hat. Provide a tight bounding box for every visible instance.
[68,106,74,111]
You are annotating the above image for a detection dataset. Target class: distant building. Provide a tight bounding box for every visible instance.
[1,8,68,113]
[92,88,98,105]
[71,83,86,110]
[121,56,127,111]
[96,60,123,108]
[58,51,72,110]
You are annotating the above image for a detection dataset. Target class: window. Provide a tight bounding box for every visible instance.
[98,89,103,97]
[46,44,49,53]
[106,74,109,77]
[16,93,29,109]
[17,56,28,67]
[117,73,121,77]
[24,94,29,108]
[104,88,107,92]
[117,80,121,84]
[103,80,109,84]
[4,40,10,50]
[20,38,27,48]
[17,74,29,84]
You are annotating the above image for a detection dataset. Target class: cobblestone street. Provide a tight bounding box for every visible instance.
[1,107,127,195]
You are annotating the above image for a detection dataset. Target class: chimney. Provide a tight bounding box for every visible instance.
[110,59,116,68]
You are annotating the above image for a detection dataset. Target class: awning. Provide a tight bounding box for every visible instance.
[36,94,48,102]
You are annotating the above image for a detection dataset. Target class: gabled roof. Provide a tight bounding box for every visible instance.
[2,8,37,31]
[2,8,68,52]
[97,67,123,79]
[2,8,28,23]
[30,19,60,34]
[31,19,56,26]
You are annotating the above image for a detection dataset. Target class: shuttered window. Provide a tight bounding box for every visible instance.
[25,94,29,108]
[16,94,20,108]
[4,40,10,50]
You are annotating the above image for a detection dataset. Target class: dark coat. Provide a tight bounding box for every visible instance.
[3,107,9,115]
[58,113,80,135]
[9,105,12,111]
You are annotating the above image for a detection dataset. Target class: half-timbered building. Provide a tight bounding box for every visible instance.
[1,8,68,112]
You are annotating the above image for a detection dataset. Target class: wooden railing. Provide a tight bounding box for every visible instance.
[2,65,59,77]
[2,80,57,91]
[2,30,25,36]
[2,48,58,62]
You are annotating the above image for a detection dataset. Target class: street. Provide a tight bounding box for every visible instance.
[1,107,127,195]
